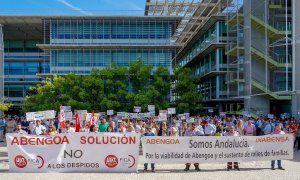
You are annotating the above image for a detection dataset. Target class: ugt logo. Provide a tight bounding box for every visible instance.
[104,155,118,168]
[14,155,27,168]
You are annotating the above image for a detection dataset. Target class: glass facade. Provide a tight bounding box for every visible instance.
[50,48,174,74]
[3,40,50,105]
[178,21,226,67]
[48,19,177,45]
[44,18,179,75]
[176,20,228,104]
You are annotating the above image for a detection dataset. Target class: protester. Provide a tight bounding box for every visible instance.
[125,125,134,133]
[244,120,256,136]
[115,121,126,133]
[14,124,28,135]
[263,119,273,135]
[98,118,109,132]
[107,125,114,132]
[226,125,240,171]
[143,126,155,172]
[158,121,168,136]
[63,121,75,133]
[29,120,36,134]
[283,123,292,134]
[80,120,89,132]
[236,119,244,136]
[6,117,16,134]
[215,120,223,136]
[271,124,285,170]
[184,122,203,171]
[90,124,97,133]
[49,126,57,135]
[40,126,48,135]
[204,119,216,136]
[0,117,5,142]
[33,119,45,136]
[170,122,179,136]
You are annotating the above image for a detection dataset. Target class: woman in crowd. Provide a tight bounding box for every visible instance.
[215,121,223,136]
[107,125,114,132]
[236,119,244,136]
[48,126,57,135]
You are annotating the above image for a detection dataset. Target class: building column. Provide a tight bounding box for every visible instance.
[292,0,300,121]
[243,0,251,113]
[0,24,4,103]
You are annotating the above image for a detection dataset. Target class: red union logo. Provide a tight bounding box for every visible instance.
[14,155,27,168]
[104,155,118,168]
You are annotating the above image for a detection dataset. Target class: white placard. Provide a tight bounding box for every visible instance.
[26,110,56,121]
[220,112,226,117]
[142,135,294,163]
[148,105,155,112]
[107,110,114,116]
[268,114,274,119]
[133,106,141,113]
[6,133,140,173]
[167,108,176,115]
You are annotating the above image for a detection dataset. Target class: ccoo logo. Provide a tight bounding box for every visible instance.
[104,155,118,168]
[14,155,27,168]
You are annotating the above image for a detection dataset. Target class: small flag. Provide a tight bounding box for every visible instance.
[75,111,80,132]
[90,111,95,127]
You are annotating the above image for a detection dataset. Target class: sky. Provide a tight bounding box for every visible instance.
[0,0,146,16]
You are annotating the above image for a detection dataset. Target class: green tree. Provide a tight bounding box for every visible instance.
[127,60,153,111]
[96,65,129,112]
[22,74,104,112]
[0,103,12,112]
[173,67,203,114]
[147,66,170,111]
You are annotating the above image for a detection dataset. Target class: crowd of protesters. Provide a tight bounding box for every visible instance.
[0,113,300,171]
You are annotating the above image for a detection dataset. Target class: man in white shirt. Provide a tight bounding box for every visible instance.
[34,120,45,136]
[63,121,75,133]
[204,120,216,136]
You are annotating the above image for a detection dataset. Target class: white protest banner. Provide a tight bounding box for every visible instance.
[178,114,186,120]
[142,135,293,163]
[159,110,168,121]
[63,106,71,112]
[220,112,226,117]
[6,133,140,173]
[167,108,176,115]
[184,113,190,119]
[107,110,114,116]
[64,111,73,121]
[117,112,126,118]
[208,109,214,113]
[148,105,155,112]
[124,113,137,119]
[26,110,56,121]
[268,114,274,119]
[133,106,141,113]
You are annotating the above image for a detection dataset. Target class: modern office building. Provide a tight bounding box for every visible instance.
[172,0,300,117]
[0,16,181,110]
[0,0,299,117]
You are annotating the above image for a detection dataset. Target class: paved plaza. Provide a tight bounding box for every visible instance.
[0,142,299,180]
